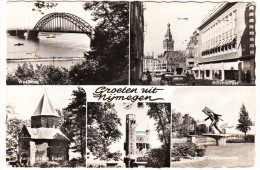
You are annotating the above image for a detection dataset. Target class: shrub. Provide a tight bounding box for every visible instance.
[171,142,206,161]
[65,157,86,167]
[244,135,255,143]
[227,134,255,143]
[6,73,21,85]
[34,161,60,168]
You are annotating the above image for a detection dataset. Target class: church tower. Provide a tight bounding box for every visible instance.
[31,91,60,128]
[163,23,174,51]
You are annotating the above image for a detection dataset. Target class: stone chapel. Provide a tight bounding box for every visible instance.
[18,91,69,166]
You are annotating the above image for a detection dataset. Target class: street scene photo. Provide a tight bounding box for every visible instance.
[130,1,255,86]
[6,86,86,167]
[6,1,129,85]
[171,87,255,167]
[87,102,171,168]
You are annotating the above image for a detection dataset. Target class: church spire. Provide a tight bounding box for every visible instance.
[165,23,172,40]
[163,23,174,51]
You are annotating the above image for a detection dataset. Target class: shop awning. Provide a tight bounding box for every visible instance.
[227,35,237,44]
[198,61,239,71]
[217,39,225,47]
[215,41,221,48]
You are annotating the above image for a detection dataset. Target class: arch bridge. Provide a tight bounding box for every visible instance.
[8,12,94,39]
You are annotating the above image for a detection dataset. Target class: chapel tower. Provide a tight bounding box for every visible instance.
[31,91,60,128]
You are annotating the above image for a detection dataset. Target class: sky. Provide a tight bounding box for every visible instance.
[144,1,220,56]
[108,103,164,157]
[173,86,256,134]
[6,86,81,120]
[6,1,97,30]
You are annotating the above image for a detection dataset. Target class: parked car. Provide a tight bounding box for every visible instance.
[160,73,173,85]
[155,72,163,77]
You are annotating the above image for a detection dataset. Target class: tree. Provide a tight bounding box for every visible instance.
[236,104,253,135]
[182,113,197,136]
[172,111,184,138]
[6,73,20,85]
[6,105,30,161]
[61,87,86,158]
[138,103,171,167]
[87,102,122,160]
[68,60,101,85]
[83,2,129,84]
[34,64,70,85]
[12,63,70,85]
[32,1,58,15]
[145,147,168,168]
[15,63,35,84]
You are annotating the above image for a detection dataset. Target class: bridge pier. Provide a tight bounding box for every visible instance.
[8,30,18,36]
[27,30,39,40]
[17,30,27,38]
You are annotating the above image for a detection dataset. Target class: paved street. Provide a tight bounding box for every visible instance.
[137,76,254,86]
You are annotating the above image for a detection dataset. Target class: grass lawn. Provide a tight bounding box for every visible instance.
[171,143,255,168]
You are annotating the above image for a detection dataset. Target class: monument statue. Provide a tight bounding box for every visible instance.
[202,106,223,134]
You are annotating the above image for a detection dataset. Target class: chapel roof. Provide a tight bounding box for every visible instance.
[32,91,59,117]
[24,126,69,141]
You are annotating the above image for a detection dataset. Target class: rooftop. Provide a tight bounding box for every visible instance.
[33,91,60,117]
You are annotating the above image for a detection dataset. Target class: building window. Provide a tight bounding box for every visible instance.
[250,38,255,41]
[249,6,255,10]
[249,25,254,29]
[249,18,254,23]
[250,50,255,55]
[249,31,255,35]
[250,44,254,48]
[249,12,254,17]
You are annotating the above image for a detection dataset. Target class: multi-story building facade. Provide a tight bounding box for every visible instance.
[124,114,150,167]
[197,2,255,83]
[186,30,200,77]
[143,55,154,73]
[130,2,145,84]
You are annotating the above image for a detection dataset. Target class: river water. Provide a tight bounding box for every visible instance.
[7,32,91,73]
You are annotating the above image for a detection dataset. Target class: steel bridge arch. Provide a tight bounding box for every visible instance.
[33,12,94,38]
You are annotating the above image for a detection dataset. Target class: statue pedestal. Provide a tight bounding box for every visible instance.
[202,134,229,146]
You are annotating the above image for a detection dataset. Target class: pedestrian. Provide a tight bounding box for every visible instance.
[140,72,147,85]
[246,70,251,83]
[146,71,152,85]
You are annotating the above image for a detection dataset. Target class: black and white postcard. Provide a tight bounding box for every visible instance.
[0,0,259,169]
